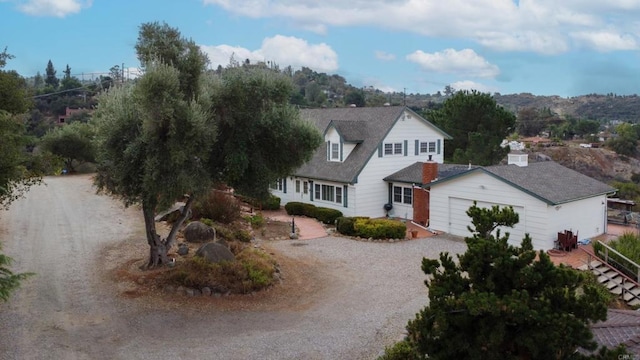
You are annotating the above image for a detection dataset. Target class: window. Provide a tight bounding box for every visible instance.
[331,143,339,160]
[315,184,321,199]
[385,142,403,155]
[295,180,300,193]
[393,186,402,203]
[420,141,436,153]
[270,178,283,191]
[403,187,412,204]
[321,185,335,202]
[384,143,393,155]
[394,143,403,155]
[336,187,342,204]
[303,181,308,194]
[393,186,412,204]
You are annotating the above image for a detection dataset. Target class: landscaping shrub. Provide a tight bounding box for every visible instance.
[313,207,343,224]
[241,194,281,211]
[193,189,241,224]
[336,216,369,236]
[169,247,276,294]
[377,339,419,360]
[354,218,406,239]
[245,213,265,228]
[594,232,640,279]
[285,202,306,215]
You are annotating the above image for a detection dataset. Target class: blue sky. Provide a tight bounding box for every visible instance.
[2,0,640,97]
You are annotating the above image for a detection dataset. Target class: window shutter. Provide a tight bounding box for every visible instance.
[283,178,287,194]
[309,181,314,201]
[388,183,393,204]
[340,141,344,161]
[437,139,441,154]
[415,140,419,155]
[326,141,330,160]
[404,140,408,156]
[378,143,383,157]
[343,185,348,208]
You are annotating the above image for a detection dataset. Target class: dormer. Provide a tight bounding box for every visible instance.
[324,120,365,162]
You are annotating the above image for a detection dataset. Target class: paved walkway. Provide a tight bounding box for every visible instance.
[261,209,328,240]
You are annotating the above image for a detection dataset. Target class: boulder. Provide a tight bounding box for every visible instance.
[195,242,235,264]
[177,243,189,256]
[183,221,216,243]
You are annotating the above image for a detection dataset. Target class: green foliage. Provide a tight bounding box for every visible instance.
[245,213,265,229]
[594,232,640,277]
[245,194,281,211]
[401,202,614,359]
[353,218,406,239]
[192,189,241,224]
[377,339,419,360]
[207,66,323,200]
[44,60,59,90]
[40,122,96,172]
[0,242,34,302]
[431,90,516,166]
[285,202,342,224]
[0,111,41,209]
[336,216,371,236]
[312,207,343,224]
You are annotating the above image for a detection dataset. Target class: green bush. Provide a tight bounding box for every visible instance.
[336,216,370,236]
[234,229,252,243]
[285,202,306,215]
[313,207,343,224]
[377,340,419,360]
[354,218,406,239]
[245,213,265,228]
[594,232,640,280]
[261,195,281,210]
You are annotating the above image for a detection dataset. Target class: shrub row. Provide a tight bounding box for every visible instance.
[336,216,406,239]
[284,202,343,224]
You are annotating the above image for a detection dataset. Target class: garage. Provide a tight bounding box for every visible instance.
[448,197,526,244]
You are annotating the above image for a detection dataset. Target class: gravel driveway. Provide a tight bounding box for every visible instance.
[0,175,466,360]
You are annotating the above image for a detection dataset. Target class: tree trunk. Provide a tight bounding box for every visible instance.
[142,196,195,268]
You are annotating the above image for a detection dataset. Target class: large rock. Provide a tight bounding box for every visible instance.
[195,242,235,264]
[183,221,216,243]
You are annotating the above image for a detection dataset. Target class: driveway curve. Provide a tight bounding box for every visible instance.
[0,175,466,360]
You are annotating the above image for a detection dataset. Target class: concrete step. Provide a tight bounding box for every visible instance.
[577,260,602,271]
[623,287,640,302]
[627,298,640,307]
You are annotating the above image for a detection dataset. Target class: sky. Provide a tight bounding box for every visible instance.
[2,0,640,97]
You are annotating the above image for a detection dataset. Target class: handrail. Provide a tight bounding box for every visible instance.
[580,246,640,304]
[593,240,640,282]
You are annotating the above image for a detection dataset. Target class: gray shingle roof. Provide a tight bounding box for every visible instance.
[294,106,450,184]
[483,161,615,204]
[587,309,640,354]
[384,162,475,185]
[429,161,615,205]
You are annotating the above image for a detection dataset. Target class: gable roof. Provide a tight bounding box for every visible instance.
[587,309,640,354]
[384,162,476,185]
[429,161,616,205]
[294,106,451,184]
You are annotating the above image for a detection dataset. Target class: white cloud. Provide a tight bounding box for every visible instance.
[203,0,640,54]
[449,80,498,94]
[571,31,639,52]
[375,51,395,61]
[200,35,339,73]
[406,48,500,78]
[17,0,91,17]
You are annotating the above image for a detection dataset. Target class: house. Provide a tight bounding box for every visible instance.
[427,153,616,250]
[58,107,88,124]
[271,106,452,219]
[585,309,640,355]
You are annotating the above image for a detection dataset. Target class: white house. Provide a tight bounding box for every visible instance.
[427,154,616,250]
[271,106,452,221]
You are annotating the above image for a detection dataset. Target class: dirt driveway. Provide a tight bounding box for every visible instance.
[0,175,466,360]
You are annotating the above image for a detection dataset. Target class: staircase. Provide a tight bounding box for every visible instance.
[578,259,640,307]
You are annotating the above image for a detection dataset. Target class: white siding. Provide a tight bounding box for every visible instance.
[546,195,608,243]
[354,110,446,218]
[429,171,551,249]
[276,177,356,217]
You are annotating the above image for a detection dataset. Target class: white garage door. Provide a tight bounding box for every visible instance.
[448,197,525,244]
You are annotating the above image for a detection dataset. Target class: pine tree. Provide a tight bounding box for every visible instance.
[398,202,626,359]
[44,60,59,89]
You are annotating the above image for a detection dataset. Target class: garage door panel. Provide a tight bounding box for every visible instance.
[449,198,525,244]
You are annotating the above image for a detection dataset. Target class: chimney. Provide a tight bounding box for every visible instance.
[507,151,529,167]
[422,155,438,185]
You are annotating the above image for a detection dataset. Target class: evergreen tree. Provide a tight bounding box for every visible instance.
[396,202,626,359]
[44,60,59,89]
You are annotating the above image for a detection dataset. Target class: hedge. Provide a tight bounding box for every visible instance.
[284,202,343,224]
[336,216,369,236]
[353,218,406,239]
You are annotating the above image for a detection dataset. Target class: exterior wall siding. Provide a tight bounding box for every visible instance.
[429,172,552,249]
[546,195,608,243]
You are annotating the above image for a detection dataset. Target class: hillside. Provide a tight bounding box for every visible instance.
[529,145,640,184]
